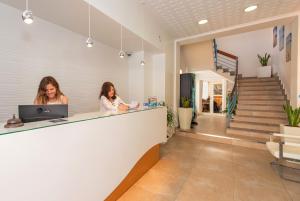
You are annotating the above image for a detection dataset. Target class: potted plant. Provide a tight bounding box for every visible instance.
[257,53,272,77]
[178,97,193,130]
[167,108,176,138]
[281,103,300,135]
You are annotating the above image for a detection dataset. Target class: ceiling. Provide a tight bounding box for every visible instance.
[0,0,160,53]
[140,0,300,38]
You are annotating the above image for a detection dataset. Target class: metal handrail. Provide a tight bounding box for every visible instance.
[212,39,239,122]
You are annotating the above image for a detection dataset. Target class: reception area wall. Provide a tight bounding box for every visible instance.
[0,2,167,122]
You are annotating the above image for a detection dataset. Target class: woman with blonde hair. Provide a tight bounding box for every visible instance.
[34,76,68,105]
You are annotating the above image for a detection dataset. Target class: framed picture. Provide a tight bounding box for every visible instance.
[273,26,277,47]
[286,33,292,62]
[279,26,285,51]
[213,84,222,95]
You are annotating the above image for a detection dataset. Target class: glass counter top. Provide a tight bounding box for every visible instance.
[0,106,165,136]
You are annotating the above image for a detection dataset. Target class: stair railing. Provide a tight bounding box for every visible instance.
[213,39,239,123]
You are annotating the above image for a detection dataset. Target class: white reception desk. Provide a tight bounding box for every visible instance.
[0,107,167,201]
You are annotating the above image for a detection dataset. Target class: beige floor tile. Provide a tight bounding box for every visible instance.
[176,167,235,201]
[234,163,284,189]
[234,178,292,201]
[282,179,300,201]
[117,185,174,201]
[151,157,193,178]
[189,115,227,136]
[232,146,273,161]
[119,133,296,201]
[134,169,186,198]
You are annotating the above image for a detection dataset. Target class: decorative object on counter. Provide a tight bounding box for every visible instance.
[167,107,176,138]
[86,0,94,48]
[22,0,33,24]
[257,53,271,78]
[4,115,24,128]
[178,97,193,130]
[148,96,157,107]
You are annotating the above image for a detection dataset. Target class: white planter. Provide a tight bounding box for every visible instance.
[257,66,272,78]
[280,124,300,145]
[280,124,300,135]
[178,107,193,130]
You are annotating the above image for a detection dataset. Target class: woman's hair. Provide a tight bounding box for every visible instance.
[100,82,116,100]
[35,76,64,104]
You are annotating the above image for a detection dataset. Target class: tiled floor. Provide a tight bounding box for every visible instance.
[187,115,227,136]
[118,135,300,201]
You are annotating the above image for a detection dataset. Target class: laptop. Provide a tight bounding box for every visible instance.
[18,104,68,123]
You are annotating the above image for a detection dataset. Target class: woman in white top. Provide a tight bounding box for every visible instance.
[34,76,68,105]
[99,82,129,113]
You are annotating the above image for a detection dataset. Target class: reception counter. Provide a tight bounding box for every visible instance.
[0,107,167,201]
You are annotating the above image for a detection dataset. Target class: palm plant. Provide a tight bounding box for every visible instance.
[283,103,300,127]
[257,53,271,66]
[181,97,191,108]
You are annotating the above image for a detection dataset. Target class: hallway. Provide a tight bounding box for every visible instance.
[190,115,227,136]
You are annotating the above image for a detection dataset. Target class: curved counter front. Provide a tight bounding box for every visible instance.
[0,107,167,201]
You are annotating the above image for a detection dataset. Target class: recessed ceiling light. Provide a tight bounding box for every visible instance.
[244,5,258,12]
[198,19,208,25]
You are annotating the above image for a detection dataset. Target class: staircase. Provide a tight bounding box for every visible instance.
[212,39,287,144]
[226,76,287,143]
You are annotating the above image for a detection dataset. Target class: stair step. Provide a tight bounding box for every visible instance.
[236,110,286,118]
[233,116,287,125]
[238,100,285,105]
[238,104,283,112]
[239,95,285,100]
[238,85,281,91]
[239,90,283,95]
[239,81,279,86]
[239,77,277,82]
[226,128,270,142]
[230,121,280,132]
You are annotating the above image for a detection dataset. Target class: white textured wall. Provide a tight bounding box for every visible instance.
[128,52,166,104]
[272,17,300,107]
[128,52,145,104]
[0,3,129,122]
[216,28,273,77]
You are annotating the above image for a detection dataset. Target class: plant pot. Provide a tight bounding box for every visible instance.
[280,124,300,135]
[280,124,300,145]
[178,107,193,130]
[257,66,272,78]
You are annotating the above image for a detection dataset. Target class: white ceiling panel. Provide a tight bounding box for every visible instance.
[139,0,300,38]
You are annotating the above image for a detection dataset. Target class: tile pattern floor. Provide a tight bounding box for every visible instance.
[188,115,227,136]
[118,135,300,201]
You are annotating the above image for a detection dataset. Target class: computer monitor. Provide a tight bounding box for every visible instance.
[18,104,68,123]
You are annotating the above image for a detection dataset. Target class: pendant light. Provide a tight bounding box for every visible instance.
[140,39,145,66]
[86,1,93,48]
[22,0,33,24]
[119,25,125,58]
[140,3,146,66]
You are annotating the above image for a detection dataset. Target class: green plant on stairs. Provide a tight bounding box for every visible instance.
[283,102,300,127]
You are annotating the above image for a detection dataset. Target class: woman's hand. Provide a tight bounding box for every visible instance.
[118,103,129,111]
